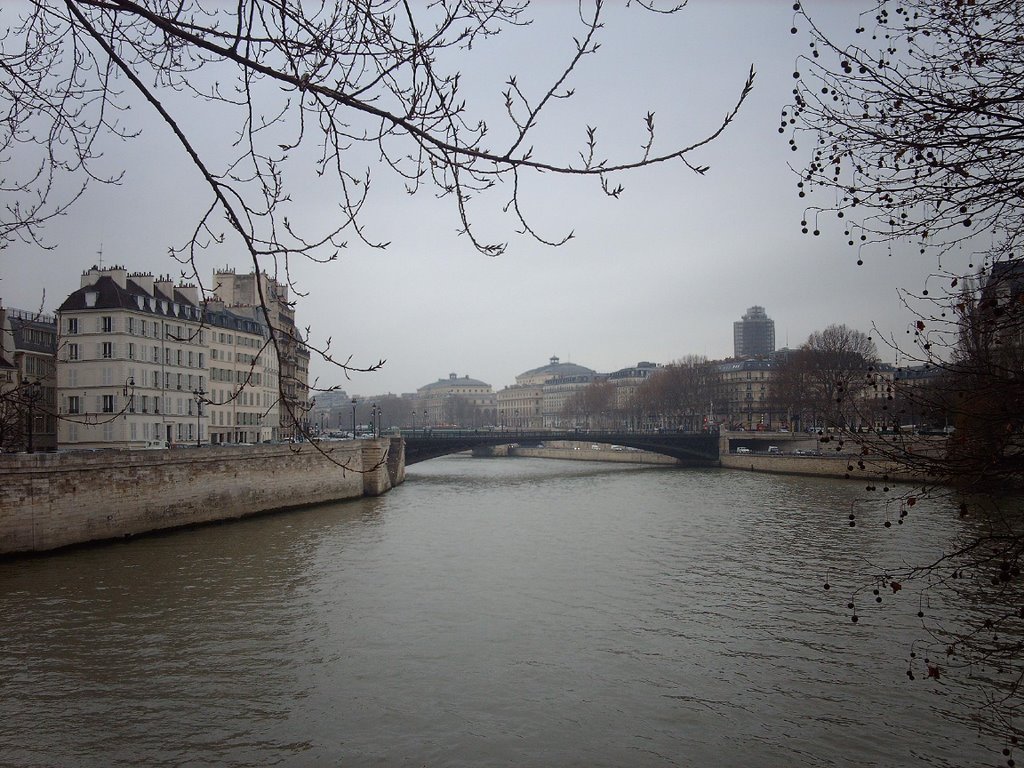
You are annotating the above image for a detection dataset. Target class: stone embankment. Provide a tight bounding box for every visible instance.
[719,431,942,483]
[0,438,404,556]
[719,451,919,482]
[495,441,680,466]
[484,433,935,484]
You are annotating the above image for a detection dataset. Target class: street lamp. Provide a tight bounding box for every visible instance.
[192,387,205,447]
[123,376,135,419]
[25,380,42,454]
[351,397,358,439]
[370,403,377,438]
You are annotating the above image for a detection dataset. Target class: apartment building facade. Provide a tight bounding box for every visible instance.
[206,303,280,444]
[212,269,309,439]
[56,267,208,448]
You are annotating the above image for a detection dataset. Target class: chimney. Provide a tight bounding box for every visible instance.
[131,273,154,295]
[176,283,200,306]
[154,276,174,299]
[107,266,128,289]
[81,266,102,289]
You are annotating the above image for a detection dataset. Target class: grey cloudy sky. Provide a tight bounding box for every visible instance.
[2,1,965,396]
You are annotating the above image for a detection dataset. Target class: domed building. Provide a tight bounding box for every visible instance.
[515,356,595,387]
[496,356,597,430]
[415,373,496,427]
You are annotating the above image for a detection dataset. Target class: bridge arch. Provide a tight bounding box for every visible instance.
[401,430,720,466]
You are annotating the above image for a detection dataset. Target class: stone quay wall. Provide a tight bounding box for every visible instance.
[0,438,405,556]
[719,452,918,482]
[510,442,680,466]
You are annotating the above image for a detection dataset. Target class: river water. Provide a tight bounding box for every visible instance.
[0,456,1007,766]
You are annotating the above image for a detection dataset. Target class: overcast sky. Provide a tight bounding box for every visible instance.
[2,1,967,397]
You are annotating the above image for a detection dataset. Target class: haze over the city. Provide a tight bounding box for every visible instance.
[1,1,968,396]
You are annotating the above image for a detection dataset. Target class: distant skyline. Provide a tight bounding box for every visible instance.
[1,2,969,397]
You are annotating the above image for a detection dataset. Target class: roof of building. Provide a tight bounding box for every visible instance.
[418,373,492,393]
[608,362,659,380]
[518,356,595,381]
[58,275,199,318]
[717,359,772,373]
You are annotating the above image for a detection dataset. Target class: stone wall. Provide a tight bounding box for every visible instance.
[511,443,680,466]
[719,452,918,482]
[0,438,404,556]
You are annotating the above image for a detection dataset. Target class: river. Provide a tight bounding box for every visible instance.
[0,455,1006,766]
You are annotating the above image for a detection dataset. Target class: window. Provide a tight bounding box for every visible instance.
[128,343,135,360]
[68,343,79,361]
[68,396,80,415]
[67,318,79,334]
[102,342,113,359]
[141,319,147,337]
[102,316,112,333]
[128,317,135,334]
[141,395,148,414]
[102,395,114,413]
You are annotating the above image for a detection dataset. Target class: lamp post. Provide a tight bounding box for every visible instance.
[351,397,358,439]
[25,380,42,454]
[412,409,417,436]
[122,376,135,420]
[192,387,205,447]
[370,403,377,438]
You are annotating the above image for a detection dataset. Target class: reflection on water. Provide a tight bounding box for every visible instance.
[0,455,999,766]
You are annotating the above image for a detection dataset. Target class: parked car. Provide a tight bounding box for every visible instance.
[735,447,751,454]
[767,446,780,454]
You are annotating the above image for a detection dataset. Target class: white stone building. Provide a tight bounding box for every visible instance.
[206,303,280,444]
[56,266,208,448]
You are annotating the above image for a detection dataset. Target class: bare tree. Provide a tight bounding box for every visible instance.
[786,0,1024,265]
[789,0,1024,742]
[2,0,753,441]
[636,356,717,431]
[561,379,614,429]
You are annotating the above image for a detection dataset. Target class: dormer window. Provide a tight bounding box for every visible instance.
[84,291,98,308]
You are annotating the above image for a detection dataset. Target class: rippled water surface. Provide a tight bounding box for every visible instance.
[0,456,1000,766]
